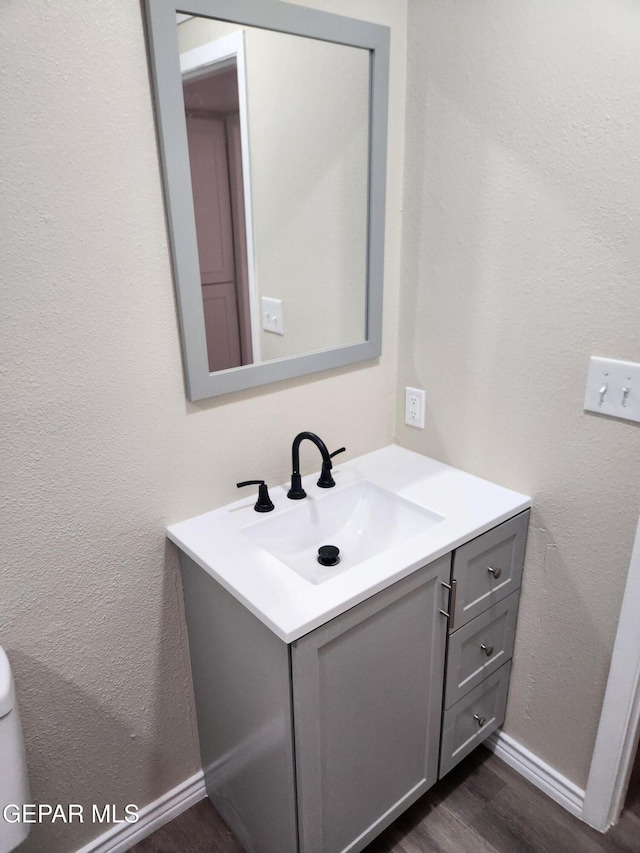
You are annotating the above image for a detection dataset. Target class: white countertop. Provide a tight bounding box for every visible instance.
[166,445,531,643]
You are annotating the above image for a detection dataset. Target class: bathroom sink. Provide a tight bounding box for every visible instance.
[242,480,445,584]
[167,445,532,641]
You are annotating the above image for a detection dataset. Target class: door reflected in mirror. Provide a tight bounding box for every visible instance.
[178,15,370,374]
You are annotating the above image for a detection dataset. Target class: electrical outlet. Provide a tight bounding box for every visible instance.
[405,386,425,428]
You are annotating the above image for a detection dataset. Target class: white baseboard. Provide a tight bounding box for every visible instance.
[72,732,585,851]
[486,731,585,820]
[74,770,206,853]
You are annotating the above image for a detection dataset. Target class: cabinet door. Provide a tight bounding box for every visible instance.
[292,555,450,853]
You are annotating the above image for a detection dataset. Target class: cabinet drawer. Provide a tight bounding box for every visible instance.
[451,510,528,630]
[444,590,519,708]
[439,661,511,778]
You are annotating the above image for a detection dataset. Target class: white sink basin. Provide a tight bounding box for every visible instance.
[242,480,445,584]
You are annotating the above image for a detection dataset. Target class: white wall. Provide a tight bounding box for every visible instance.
[0,1,407,850]
[399,0,640,790]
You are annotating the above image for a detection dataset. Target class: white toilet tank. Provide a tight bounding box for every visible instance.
[0,648,30,853]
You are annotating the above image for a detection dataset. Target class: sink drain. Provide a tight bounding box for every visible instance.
[317,545,340,567]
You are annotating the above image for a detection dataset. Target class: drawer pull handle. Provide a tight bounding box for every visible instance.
[473,714,487,728]
[480,643,494,657]
[487,566,502,579]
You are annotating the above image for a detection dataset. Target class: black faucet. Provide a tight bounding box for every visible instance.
[287,432,346,500]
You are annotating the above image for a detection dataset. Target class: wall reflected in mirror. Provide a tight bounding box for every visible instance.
[177,15,370,374]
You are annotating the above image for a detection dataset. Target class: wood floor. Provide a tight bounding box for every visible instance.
[129,746,640,853]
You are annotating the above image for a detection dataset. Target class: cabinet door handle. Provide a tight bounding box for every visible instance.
[487,566,502,579]
[449,579,457,627]
[473,713,487,728]
[440,580,450,618]
[439,579,457,625]
[480,643,494,657]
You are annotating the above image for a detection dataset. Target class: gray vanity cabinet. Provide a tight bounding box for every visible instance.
[178,510,528,853]
[292,555,450,853]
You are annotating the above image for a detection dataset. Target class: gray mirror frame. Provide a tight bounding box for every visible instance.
[144,0,389,400]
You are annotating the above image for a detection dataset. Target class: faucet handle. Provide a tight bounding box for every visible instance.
[317,447,346,489]
[236,480,275,513]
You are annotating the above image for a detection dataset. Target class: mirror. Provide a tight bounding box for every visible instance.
[145,0,389,400]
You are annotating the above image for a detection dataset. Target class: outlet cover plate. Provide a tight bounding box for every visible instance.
[405,386,425,429]
[584,356,640,424]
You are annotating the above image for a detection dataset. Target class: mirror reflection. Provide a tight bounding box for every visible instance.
[177,16,370,373]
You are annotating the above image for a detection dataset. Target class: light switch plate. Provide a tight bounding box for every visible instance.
[261,297,284,335]
[584,357,640,424]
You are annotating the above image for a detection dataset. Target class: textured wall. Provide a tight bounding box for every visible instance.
[0,1,407,850]
[399,0,640,789]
